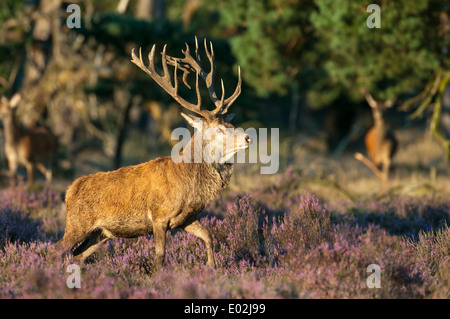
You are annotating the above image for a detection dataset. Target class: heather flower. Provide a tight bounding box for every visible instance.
[0,177,448,298]
[408,223,450,279]
[0,208,42,245]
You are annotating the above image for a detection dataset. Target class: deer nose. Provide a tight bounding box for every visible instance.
[245,135,252,145]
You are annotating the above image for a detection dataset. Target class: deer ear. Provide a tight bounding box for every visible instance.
[181,112,203,129]
[9,93,21,109]
[384,99,394,108]
[364,93,378,109]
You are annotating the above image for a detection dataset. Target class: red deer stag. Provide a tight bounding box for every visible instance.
[0,93,58,188]
[354,89,397,183]
[57,37,251,269]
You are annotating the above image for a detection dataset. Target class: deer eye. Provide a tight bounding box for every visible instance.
[216,128,224,135]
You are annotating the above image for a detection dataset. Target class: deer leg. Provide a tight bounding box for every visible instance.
[24,162,34,188]
[73,230,109,263]
[73,229,102,256]
[56,229,90,256]
[354,152,384,182]
[36,162,52,188]
[183,220,215,268]
[153,221,168,270]
[76,238,109,263]
[382,157,391,183]
[46,169,53,188]
[7,159,18,187]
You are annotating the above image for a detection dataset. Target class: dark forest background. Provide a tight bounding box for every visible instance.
[0,0,449,180]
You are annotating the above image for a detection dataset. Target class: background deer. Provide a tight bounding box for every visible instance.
[354,89,398,183]
[57,37,251,269]
[0,93,58,187]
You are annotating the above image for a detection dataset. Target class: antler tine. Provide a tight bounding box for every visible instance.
[220,80,225,107]
[161,45,172,86]
[384,98,396,109]
[203,38,219,105]
[202,39,241,115]
[221,66,242,114]
[194,35,200,62]
[131,45,208,118]
[132,37,242,121]
[195,71,201,109]
[130,47,149,77]
[366,94,376,108]
[165,38,221,109]
[363,91,378,109]
[173,60,178,96]
[210,80,225,116]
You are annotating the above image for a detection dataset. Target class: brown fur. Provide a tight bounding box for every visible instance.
[0,94,57,187]
[57,39,250,269]
[64,159,232,239]
[355,90,397,183]
[58,134,235,268]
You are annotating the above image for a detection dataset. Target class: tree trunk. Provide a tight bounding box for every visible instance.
[289,83,299,133]
[134,0,165,23]
[22,0,61,90]
[134,0,154,21]
[442,82,450,140]
[117,0,130,14]
[113,95,141,169]
[113,101,132,169]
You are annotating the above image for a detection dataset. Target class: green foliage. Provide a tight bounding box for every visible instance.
[211,0,316,98]
[0,0,23,23]
[209,0,446,109]
[1,0,447,109]
[80,12,184,54]
[311,0,442,103]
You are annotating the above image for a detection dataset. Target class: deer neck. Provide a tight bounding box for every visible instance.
[2,111,20,147]
[177,132,234,197]
[372,109,385,129]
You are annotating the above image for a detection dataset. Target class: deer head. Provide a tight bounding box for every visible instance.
[0,93,21,118]
[360,88,395,125]
[131,37,251,164]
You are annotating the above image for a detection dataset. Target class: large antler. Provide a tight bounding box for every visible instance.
[131,37,241,121]
[165,37,241,116]
[131,45,206,119]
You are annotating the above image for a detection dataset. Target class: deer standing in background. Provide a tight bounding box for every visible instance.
[0,93,58,188]
[57,37,251,269]
[354,89,398,183]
